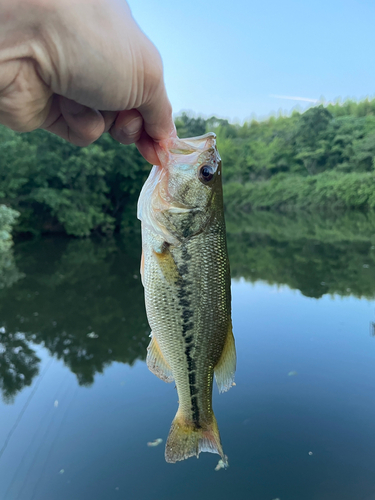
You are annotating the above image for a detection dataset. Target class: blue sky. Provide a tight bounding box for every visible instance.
[128,0,375,122]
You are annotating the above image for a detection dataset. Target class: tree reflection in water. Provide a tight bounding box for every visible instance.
[227,210,375,298]
[0,251,24,291]
[0,327,40,403]
[0,235,149,403]
[1,210,375,403]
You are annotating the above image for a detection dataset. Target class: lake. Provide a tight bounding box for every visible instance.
[1,211,375,500]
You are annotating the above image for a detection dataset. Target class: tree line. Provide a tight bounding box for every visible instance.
[1,98,375,237]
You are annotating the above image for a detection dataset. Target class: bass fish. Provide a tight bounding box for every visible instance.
[137,133,236,464]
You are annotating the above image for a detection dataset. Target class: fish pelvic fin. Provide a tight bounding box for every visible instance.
[165,410,228,465]
[214,320,236,393]
[147,334,174,383]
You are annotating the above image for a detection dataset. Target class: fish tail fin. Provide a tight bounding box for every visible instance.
[165,410,228,465]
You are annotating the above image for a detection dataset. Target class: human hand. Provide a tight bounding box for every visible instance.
[0,0,175,164]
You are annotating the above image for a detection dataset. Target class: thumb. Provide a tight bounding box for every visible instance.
[137,82,176,141]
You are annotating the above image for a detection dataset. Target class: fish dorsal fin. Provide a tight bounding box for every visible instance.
[214,321,236,393]
[147,333,174,383]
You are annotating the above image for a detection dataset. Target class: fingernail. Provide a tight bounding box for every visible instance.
[62,99,85,115]
[121,117,143,136]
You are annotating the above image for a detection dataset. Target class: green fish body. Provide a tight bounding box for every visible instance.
[138,133,236,464]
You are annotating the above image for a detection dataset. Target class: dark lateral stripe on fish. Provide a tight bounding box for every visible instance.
[181,214,195,239]
[189,385,199,396]
[182,323,194,337]
[190,396,201,428]
[181,309,193,319]
[179,264,188,275]
[176,245,201,427]
[184,339,197,374]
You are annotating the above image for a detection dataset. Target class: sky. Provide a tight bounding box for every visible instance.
[128,0,375,123]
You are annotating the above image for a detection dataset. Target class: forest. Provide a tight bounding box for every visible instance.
[1,98,375,238]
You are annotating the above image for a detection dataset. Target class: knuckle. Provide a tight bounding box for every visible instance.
[68,135,94,147]
[164,100,173,117]
[0,59,50,131]
[68,117,104,146]
[0,110,41,132]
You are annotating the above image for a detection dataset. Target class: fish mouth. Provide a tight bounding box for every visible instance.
[155,133,218,165]
[138,133,217,244]
[138,164,197,244]
[168,133,217,154]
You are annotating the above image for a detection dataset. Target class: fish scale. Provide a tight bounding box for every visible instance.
[138,133,236,464]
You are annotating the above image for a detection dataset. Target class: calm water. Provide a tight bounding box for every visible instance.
[1,212,375,500]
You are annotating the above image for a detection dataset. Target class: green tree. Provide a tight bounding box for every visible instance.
[3,98,375,237]
[175,112,207,137]
[0,128,149,236]
[295,106,333,174]
[0,205,19,252]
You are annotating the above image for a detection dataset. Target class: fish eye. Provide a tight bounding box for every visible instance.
[199,165,215,183]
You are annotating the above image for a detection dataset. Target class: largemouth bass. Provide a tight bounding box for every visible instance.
[137,133,236,464]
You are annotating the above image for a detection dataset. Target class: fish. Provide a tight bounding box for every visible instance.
[137,132,236,464]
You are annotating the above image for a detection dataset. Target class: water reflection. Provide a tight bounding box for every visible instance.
[0,236,149,403]
[227,210,375,298]
[1,210,375,403]
[0,329,40,404]
[0,250,24,290]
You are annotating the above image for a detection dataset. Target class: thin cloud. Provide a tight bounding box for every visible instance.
[270,94,319,103]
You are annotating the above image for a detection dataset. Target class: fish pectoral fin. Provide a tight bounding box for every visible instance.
[214,321,236,393]
[152,242,181,286]
[147,333,174,383]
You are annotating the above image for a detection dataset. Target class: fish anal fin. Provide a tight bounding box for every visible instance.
[165,410,227,465]
[214,321,236,393]
[147,334,174,383]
